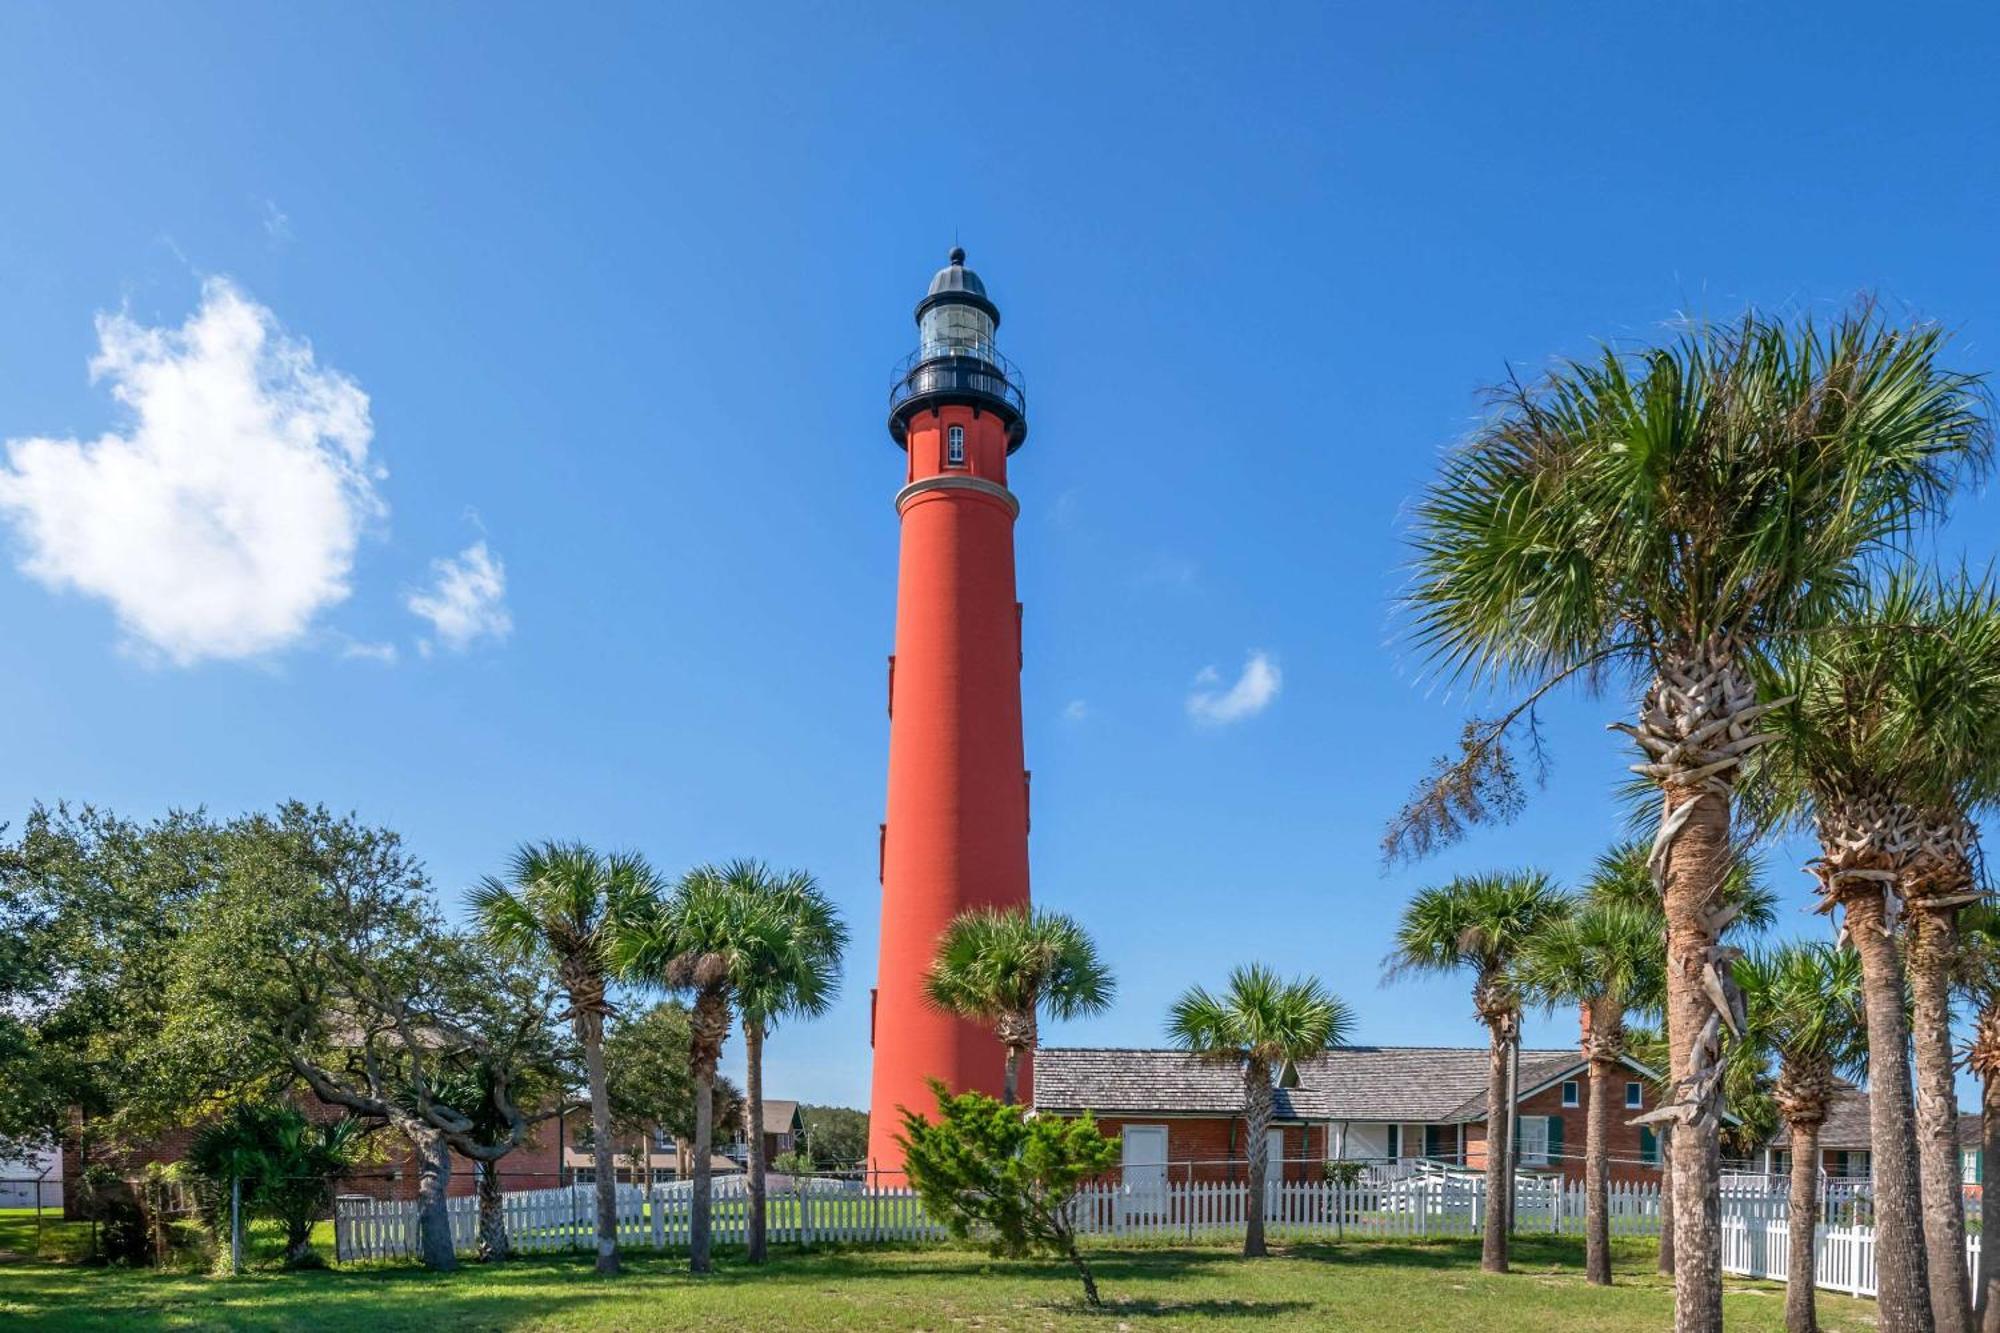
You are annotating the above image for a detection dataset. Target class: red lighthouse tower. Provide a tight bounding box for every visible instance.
[866,248,1032,1174]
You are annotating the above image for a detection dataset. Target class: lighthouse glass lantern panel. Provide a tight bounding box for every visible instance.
[920,302,993,354]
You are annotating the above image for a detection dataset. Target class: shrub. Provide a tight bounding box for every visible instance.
[897,1082,1120,1307]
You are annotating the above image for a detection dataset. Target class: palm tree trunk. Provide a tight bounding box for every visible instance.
[1483,1015,1510,1274]
[1979,1071,2000,1333]
[689,987,728,1275]
[744,1016,768,1264]
[1003,1045,1022,1107]
[1585,1050,1612,1286]
[691,1060,715,1273]
[583,1015,620,1276]
[476,1162,510,1262]
[1847,888,1936,1332]
[1658,1124,1676,1276]
[1243,1065,1273,1258]
[1660,783,1730,1333]
[1913,907,1972,1333]
[1786,1119,1821,1333]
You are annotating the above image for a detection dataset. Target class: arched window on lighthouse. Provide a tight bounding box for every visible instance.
[947,425,966,467]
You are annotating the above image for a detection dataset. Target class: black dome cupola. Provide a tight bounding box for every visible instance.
[889,246,1027,452]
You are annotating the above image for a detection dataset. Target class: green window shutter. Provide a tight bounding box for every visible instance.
[1640,1127,1658,1166]
[1386,1124,1400,1160]
[1546,1114,1565,1168]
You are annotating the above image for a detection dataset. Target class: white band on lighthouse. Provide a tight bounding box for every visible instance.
[894,474,1020,518]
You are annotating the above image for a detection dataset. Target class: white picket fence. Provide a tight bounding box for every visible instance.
[1718,1204,1983,1299]
[331,1170,1977,1309]
[334,1172,1658,1261]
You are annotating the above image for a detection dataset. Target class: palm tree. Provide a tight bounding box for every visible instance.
[615,864,785,1274]
[1956,906,2000,1331]
[1386,871,1569,1272]
[1735,944,1868,1333]
[1393,305,1987,1333]
[727,862,848,1264]
[1166,965,1352,1258]
[469,842,660,1276]
[1512,897,1662,1286]
[1751,573,2000,1333]
[922,906,1116,1106]
[1586,839,1775,1279]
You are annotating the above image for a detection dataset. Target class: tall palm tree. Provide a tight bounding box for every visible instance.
[1751,573,2000,1333]
[1956,906,2000,1331]
[1587,840,1775,1280]
[1393,305,1988,1333]
[469,842,660,1275]
[727,862,848,1265]
[1166,965,1352,1258]
[1512,897,1663,1286]
[922,906,1116,1106]
[1386,871,1569,1273]
[1896,579,2000,1333]
[615,864,785,1274]
[1735,943,1868,1333]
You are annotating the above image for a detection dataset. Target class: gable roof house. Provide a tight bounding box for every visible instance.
[1033,1046,1669,1187]
[1755,1086,1981,1189]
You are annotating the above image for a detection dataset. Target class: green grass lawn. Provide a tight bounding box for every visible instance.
[0,1234,1880,1332]
[0,1209,91,1264]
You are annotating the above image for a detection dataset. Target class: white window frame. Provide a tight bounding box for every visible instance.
[947,425,966,467]
[1625,1081,1643,1110]
[1517,1115,1551,1167]
[1561,1080,1580,1108]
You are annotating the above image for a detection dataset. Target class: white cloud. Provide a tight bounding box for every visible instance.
[407,541,511,653]
[1186,651,1281,725]
[0,278,382,664]
[340,639,399,665]
[261,199,293,246]
[1064,699,1089,722]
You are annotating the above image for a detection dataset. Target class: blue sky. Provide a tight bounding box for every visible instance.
[2,3,1998,1109]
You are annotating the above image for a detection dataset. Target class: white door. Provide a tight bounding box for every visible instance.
[1121,1126,1168,1215]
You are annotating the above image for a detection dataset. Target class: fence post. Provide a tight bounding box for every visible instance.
[230,1174,243,1275]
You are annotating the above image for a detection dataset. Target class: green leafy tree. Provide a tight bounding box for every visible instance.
[1166,964,1352,1258]
[0,805,223,1159]
[800,1105,868,1173]
[1386,871,1569,1272]
[1735,943,1867,1333]
[1512,896,1662,1286]
[604,1002,745,1181]
[615,863,786,1274]
[1749,573,2000,1333]
[923,906,1115,1107]
[897,1083,1120,1307]
[469,842,660,1276]
[162,804,570,1272]
[1391,305,1987,1333]
[187,1102,362,1267]
[725,863,847,1264]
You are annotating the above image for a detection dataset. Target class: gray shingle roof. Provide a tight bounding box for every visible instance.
[1762,1086,1977,1151]
[1033,1046,1590,1123]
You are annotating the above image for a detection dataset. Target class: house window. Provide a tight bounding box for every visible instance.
[1640,1128,1659,1166]
[1561,1080,1580,1108]
[1385,1124,1400,1162]
[1964,1149,1984,1185]
[1625,1082,1643,1110]
[573,1168,595,1185]
[947,425,966,467]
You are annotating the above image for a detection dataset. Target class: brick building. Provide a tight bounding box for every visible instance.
[1033,1046,1668,1189]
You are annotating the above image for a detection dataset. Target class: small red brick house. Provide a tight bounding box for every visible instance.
[1754,1086,1981,1188]
[1033,1046,1668,1189]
